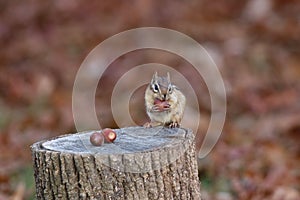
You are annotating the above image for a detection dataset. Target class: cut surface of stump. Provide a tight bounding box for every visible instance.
[31,126,201,200]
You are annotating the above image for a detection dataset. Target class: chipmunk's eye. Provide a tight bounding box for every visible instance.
[168,85,173,93]
[152,84,159,93]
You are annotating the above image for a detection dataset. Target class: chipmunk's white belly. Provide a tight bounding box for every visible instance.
[148,111,172,124]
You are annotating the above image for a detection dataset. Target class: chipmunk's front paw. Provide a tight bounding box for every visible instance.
[143,122,152,128]
[168,122,180,128]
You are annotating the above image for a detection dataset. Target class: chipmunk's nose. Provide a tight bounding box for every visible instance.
[162,94,167,100]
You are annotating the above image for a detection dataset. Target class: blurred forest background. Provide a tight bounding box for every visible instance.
[0,0,300,199]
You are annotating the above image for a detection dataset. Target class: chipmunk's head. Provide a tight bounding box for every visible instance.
[149,72,173,101]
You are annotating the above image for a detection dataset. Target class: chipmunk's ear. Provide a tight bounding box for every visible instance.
[167,72,171,82]
[151,71,158,83]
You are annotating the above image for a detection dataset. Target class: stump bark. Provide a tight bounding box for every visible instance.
[31,126,201,200]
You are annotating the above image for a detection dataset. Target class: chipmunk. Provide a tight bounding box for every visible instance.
[144,72,186,128]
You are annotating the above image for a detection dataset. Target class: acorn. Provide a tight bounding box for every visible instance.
[90,131,104,146]
[102,128,117,143]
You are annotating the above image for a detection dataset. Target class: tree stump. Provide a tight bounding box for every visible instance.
[31,126,201,200]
